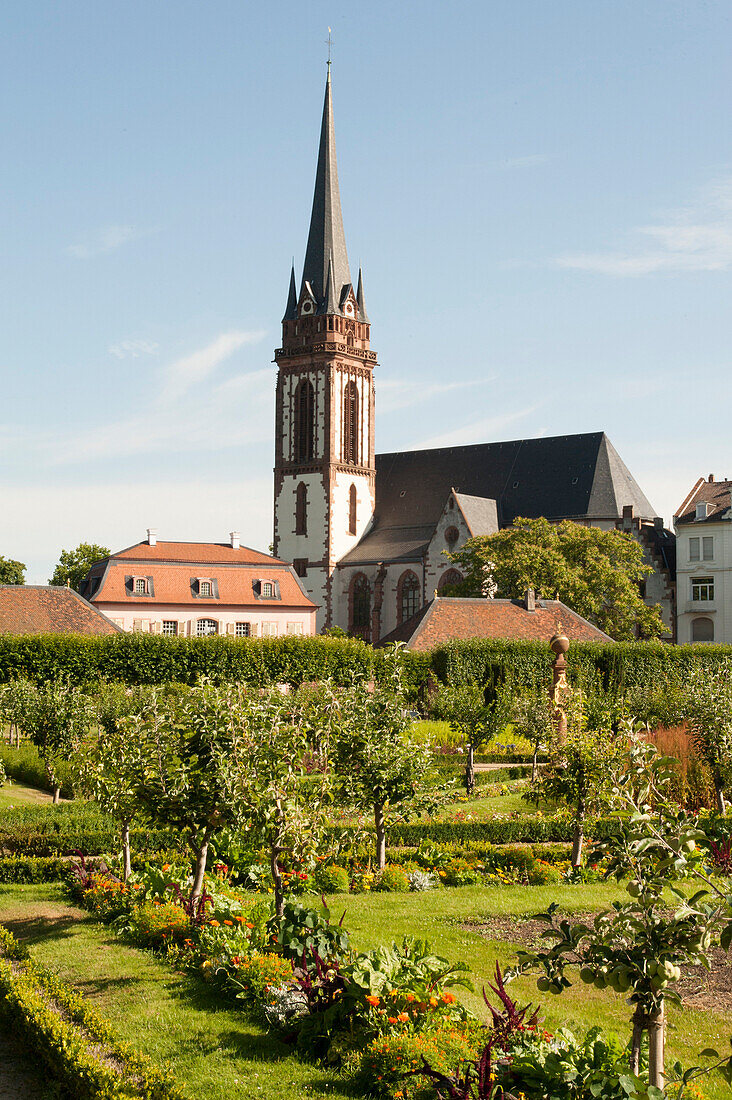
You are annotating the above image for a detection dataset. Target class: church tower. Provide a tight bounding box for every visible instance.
[273,66,377,631]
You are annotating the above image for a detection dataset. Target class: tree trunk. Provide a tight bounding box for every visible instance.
[191,839,210,904]
[374,801,387,871]
[531,744,539,785]
[571,795,586,869]
[121,821,131,882]
[647,1002,665,1090]
[52,786,61,805]
[465,743,475,795]
[270,843,284,921]
[713,770,727,815]
[629,1005,645,1075]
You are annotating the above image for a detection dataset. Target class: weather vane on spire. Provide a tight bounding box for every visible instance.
[326,27,332,70]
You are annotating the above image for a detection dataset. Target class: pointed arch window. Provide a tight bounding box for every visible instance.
[295,482,308,536]
[294,379,315,462]
[439,568,463,592]
[398,570,421,625]
[343,380,359,465]
[348,484,357,535]
[350,573,371,639]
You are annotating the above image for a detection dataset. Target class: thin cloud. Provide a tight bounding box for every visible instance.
[499,154,549,170]
[378,377,494,415]
[160,330,265,403]
[68,224,141,260]
[409,405,539,450]
[557,178,732,276]
[109,339,159,360]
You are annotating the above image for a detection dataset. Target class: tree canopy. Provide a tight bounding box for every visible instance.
[0,556,26,585]
[445,516,667,641]
[49,542,110,591]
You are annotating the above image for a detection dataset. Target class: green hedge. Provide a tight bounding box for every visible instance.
[0,856,71,883]
[429,638,732,698]
[0,742,75,798]
[0,924,185,1098]
[387,817,623,845]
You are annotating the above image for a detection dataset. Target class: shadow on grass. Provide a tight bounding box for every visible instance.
[3,914,82,946]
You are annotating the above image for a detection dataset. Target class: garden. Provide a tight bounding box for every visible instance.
[0,633,732,1099]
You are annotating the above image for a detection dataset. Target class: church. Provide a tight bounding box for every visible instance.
[272,69,675,642]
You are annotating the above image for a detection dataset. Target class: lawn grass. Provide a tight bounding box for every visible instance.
[2,881,731,1099]
[0,884,355,1100]
[0,778,55,807]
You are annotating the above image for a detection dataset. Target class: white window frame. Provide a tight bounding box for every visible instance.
[689,537,700,562]
[702,536,714,561]
[134,577,147,596]
[162,621,178,636]
[235,622,251,637]
[199,580,212,598]
[691,577,714,602]
[262,581,274,598]
[196,618,218,636]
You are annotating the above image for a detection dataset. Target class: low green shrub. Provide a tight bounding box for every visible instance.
[0,924,185,1099]
[356,1025,476,1099]
[129,901,191,946]
[312,863,350,894]
[440,858,483,887]
[376,865,409,892]
[388,817,623,846]
[0,856,69,883]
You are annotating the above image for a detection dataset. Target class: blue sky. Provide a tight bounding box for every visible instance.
[2,1,731,582]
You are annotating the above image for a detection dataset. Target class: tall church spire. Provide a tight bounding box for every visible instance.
[300,68,351,310]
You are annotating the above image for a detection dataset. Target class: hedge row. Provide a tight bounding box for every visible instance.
[0,856,71,882]
[0,826,181,858]
[386,817,623,846]
[0,743,74,798]
[0,924,185,1098]
[2,632,731,696]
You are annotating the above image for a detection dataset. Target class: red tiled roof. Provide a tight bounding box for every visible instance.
[0,586,121,635]
[675,478,732,524]
[379,597,611,650]
[113,541,282,565]
[90,560,315,610]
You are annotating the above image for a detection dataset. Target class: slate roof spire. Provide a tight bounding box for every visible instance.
[300,67,351,311]
[356,266,369,322]
[282,263,298,321]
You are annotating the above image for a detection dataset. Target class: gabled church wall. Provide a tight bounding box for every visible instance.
[424,505,472,596]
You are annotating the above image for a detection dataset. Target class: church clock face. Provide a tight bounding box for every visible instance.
[344,300,354,317]
[301,300,313,315]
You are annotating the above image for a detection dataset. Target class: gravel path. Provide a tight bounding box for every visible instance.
[0,1026,48,1099]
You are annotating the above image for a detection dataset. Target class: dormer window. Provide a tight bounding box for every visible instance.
[190,577,219,599]
[263,581,274,598]
[200,580,212,597]
[125,575,155,598]
[253,578,281,600]
[134,578,147,596]
[696,501,711,520]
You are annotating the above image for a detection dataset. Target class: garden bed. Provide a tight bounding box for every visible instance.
[464,911,732,1012]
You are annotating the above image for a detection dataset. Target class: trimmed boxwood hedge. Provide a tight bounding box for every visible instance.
[1,632,731,699]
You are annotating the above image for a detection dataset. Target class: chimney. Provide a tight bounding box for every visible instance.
[230,531,240,550]
[622,504,634,531]
[709,474,715,483]
[146,528,157,546]
[653,516,664,529]
[524,587,536,612]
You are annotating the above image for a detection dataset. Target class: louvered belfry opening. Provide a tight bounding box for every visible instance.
[295,379,315,462]
[343,380,359,465]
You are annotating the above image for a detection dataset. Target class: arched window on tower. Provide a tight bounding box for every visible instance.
[295,482,307,536]
[343,380,359,465]
[350,573,371,640]
[398,570,421,625]
[294,379,315,462]
[348,484,357,535]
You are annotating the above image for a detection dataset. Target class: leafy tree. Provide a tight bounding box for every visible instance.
[0,557,25,585]
[215,683,337,919]
[24,681,92,802]
[49,542,110,591]
[532,691,620,867]
[74,684,151,879]
[510,690,555,783]
[0,679,36,747]
[335,646,445,869]
[121,683,248,902]
[516,732,732,1094]
[445,517,666,641]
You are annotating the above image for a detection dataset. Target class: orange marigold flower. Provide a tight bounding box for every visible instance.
[397,1012,409,1022]
[405,992,415,1002]
[441,992,456,1004]
[429,996,439,1007]
[365,995,380,1007]
[223,920,233,926]
[387,1016,398,1024]
[245,922,254,929]
[209,920,220,927]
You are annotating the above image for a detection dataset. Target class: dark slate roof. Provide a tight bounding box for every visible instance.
[0,586,121,635]
[453,493,498,536]
[675,478,732,525]
[340,432,656,566]
[300,69,351,312]
[378,596,612,650]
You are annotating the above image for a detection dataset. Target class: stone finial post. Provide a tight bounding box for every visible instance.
[549,624,570,739]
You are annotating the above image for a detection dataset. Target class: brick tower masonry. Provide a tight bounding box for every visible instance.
[273,66,377,631]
